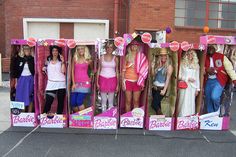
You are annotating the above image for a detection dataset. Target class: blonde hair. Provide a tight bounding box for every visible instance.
[153,48,172,75]
[125,45,141,62]
[181,49,199,69]
[74,45,91,61]
[19,45,33,57]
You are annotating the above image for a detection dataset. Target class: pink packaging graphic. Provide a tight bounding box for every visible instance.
[94,107,118,129]
[176,116,199,130]
[69,107,94,128]
[120,106,145,128]
[148,116,174,131]
[40,114,67,128]
[12,113,37,127]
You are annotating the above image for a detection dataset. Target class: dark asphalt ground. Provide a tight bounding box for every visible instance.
[0,87,236,157]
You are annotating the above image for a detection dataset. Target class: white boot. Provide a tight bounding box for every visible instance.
[102,104,107,112]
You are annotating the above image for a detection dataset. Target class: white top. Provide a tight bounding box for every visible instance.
[209,57,217,79]
[46,61,66,90]
[100,56,116,78]
[153,81,165,87]
[21,63,32,76]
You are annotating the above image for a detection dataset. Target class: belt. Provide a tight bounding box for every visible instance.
[152,85,164,91]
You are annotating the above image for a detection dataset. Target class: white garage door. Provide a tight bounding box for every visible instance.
[74,23,107,41]
[26,22,60,39]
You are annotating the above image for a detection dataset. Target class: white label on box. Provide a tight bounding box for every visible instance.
[10,101,25,110]
[149,117,172,131]
[12,113,36,127]
[176,116,199,130]
[120,117,144,128]
[94,117,117,129]
[200,116,223,130]
[40,114,65,128]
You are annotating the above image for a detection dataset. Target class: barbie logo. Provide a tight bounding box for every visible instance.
[40,115,63,126]
[149,119,171,130]
[13,115,35,124]
[207,36,216,44]
[177,117,199,130]
[120,117,143,128]
[94,118,117,129]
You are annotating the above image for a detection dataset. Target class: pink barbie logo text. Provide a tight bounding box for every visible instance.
[13,115,35,124]
[120,117,143,128]
[94,118,116,129]
[41,115,63,126]
[149,119,171,130]
[177,118,199,130]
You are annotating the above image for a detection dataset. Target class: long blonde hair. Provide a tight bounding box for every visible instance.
[181,49,199,69]
[125,45,141,62]
[153,48,172,75]
[73,45,91,61]
[19,45,34,57]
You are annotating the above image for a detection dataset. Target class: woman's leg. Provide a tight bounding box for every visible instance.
[108,92,115,109]
[43,90,56,114]
[100,92,108,111]
[133,91,141,109]
[70,92,79,113]
[28,102,33,113]
[57,88,66,114]
[125,91,132,112]
[77,93,87,111]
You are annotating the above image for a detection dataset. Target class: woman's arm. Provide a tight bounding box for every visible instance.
[71,58,75,89]
[96,57,101,88]
[115,56,119,92]
[161,65,173,95]
[122,57,126,91]
[60,54,66,74]
[196,65,200,91]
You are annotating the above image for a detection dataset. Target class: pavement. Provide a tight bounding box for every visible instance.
[0,84,236,157]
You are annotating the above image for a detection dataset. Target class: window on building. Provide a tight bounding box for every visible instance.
[175,0,236,29]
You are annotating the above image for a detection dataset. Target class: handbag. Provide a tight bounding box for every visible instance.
[178,80,188,89]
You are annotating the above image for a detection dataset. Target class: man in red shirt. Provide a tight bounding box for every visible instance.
[205,45,236,113]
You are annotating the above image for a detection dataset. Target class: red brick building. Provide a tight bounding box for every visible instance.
[1,0,236,72]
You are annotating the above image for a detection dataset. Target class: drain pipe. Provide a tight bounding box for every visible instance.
[114,0,119,38]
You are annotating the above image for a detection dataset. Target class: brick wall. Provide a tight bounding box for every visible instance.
[128,0,236,43]
[0,1,5,57]
[3,0,116,58]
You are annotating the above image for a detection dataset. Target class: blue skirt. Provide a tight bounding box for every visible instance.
[15,75,34,107]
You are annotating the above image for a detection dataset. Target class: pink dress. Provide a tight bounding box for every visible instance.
[73,62,91,93]
[99,56,117,92]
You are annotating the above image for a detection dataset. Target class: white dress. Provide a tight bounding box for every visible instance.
[178,64,200,117]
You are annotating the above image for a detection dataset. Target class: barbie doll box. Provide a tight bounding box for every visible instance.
[10,39,39,127]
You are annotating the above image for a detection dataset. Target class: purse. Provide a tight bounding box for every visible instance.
[178,80,188,89]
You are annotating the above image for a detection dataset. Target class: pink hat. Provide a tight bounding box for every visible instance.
[129,40,141,45]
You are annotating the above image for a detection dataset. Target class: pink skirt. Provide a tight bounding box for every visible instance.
[99,75,117,92]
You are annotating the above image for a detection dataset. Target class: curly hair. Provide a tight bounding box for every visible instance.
[181,49,199,69]
[47,45,62,61]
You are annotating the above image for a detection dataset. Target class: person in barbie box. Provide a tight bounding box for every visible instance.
[121,40,148,112]
[42,45,66,115]
[178,50,200,117]
[12,45,35,112]
[205,45,236,113]
[220,45,236,116]
[151,48,173,115]
[97,41,119,112]
[70,45,93,113]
